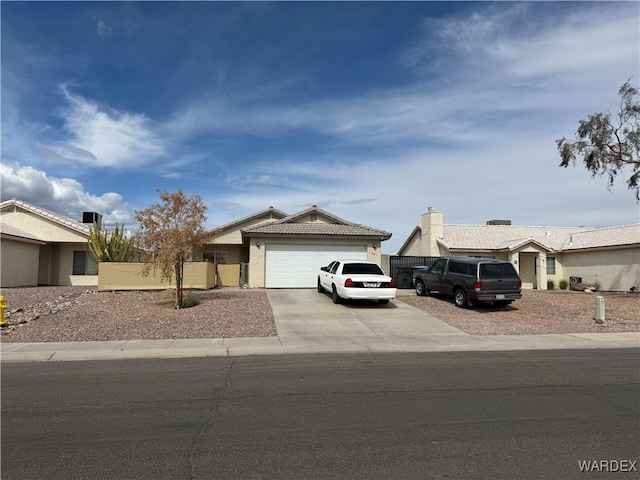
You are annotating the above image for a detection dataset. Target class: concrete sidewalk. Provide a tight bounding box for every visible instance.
[1,332,638,362]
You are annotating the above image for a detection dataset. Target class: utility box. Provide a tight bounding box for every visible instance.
[570,276,582,285]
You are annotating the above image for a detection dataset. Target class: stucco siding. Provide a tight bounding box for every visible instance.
[401,233,422,256]
[1,210,88,242]
[56,243,98,286]
[561,247,640,291]
[1,239,40,287]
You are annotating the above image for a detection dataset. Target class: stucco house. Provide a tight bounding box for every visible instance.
[203,205,392,288]
[1,199,99,287]
[1,200,391,290]
[396,207,640,292]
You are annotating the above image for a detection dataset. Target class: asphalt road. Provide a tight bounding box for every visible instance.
[2,349,639,480]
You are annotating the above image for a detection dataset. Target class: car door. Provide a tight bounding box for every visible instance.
[441,260,464,295]
[323,261,341,289]
[423,258,447,292]
[320,261,335,289]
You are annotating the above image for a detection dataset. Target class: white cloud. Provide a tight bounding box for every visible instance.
[44,86,165,169]
[224,174,284,187]
[163,2,638,151]
[0,161,135,227]
[96,20,113,38]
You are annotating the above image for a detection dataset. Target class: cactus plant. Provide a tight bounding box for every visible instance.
[86,222,135,263]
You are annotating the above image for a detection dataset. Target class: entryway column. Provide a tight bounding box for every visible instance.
[536,252,548,290]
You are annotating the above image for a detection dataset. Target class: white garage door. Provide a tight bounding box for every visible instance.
[265,244,367,288]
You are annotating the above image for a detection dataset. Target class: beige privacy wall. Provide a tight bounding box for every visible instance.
[98,262,218,291]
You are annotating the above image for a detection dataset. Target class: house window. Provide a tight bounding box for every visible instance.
[214,251,228,264]
[203,251,228,264]
[547,256,556,275]
[73,251,98,275]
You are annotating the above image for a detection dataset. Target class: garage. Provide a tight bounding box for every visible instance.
[265,244,367,288]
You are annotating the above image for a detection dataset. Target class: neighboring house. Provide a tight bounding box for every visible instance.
[1,199,99,287]
[203,205,392,288]
[397,207,640,292]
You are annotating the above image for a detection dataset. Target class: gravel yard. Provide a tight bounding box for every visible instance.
[399,289,640,335]
[1,287,276,343]
[1,286,638,343]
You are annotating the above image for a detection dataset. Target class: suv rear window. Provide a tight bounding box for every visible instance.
[480,263,518,278]
[342,263,384,275]
[448,261,477,276]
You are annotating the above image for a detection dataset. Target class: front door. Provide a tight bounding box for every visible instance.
[518,252,536,289]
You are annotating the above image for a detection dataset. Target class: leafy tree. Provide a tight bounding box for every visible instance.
[86,222,135,263]
[135,190,209,309]
[557,80,640,200]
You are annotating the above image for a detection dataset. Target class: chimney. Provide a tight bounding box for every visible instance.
[82,212,103,226]
[421,207,443,256]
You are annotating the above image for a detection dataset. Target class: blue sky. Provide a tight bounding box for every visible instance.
[2,1,639,253]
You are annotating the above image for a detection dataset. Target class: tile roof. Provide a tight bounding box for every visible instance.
[428,223,640,252]
[242,205,392,239]
[439,225,590,251]
[0,198,91,235]
[214,206,289,231]
[560,224,640,250]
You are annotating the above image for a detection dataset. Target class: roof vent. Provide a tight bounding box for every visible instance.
[486,219,511,225]
[82,212,103,226]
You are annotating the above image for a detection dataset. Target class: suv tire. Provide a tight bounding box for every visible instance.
[415,280,428,297]
[317,278,324,293]
[454,288,469,308]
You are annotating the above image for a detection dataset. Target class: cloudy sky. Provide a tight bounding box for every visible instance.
[2,1,639,252]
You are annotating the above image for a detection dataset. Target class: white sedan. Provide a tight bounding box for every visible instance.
[317,260,397,304]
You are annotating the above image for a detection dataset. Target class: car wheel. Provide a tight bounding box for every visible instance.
[332,285,342,304]
[317,278,324,293]
[379,299,389,304]
[454,289,468,308]
[415,280,427,296]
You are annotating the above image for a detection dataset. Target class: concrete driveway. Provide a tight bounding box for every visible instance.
[267,289,467,346]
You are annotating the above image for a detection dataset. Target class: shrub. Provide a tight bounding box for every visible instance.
[547,279,555,290]
[594,280,602,292]
[182,294,200,308]
[559,279,569,290]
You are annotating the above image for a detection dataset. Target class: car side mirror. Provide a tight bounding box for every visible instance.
[321,266,328,272]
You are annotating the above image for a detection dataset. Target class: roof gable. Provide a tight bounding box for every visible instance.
[0,198,91,240]
[214,206,288,232]
[242,205,392,239]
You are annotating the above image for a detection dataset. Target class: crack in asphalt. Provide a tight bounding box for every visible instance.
[187,357,238,480]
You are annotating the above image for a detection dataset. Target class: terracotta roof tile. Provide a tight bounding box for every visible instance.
[0,198,91,235]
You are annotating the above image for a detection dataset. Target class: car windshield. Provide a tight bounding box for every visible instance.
[342,263,384,275]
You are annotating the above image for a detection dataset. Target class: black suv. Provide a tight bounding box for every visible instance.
[413,257,522,308]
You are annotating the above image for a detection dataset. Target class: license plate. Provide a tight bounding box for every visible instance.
[495,294,505,300]
[364,282,380,288]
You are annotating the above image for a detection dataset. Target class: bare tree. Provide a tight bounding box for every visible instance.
[557,80,640,200]
[135,190,209,309]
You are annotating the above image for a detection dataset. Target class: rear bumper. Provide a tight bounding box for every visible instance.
[475,292,522,302]
[338,287,397,300]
